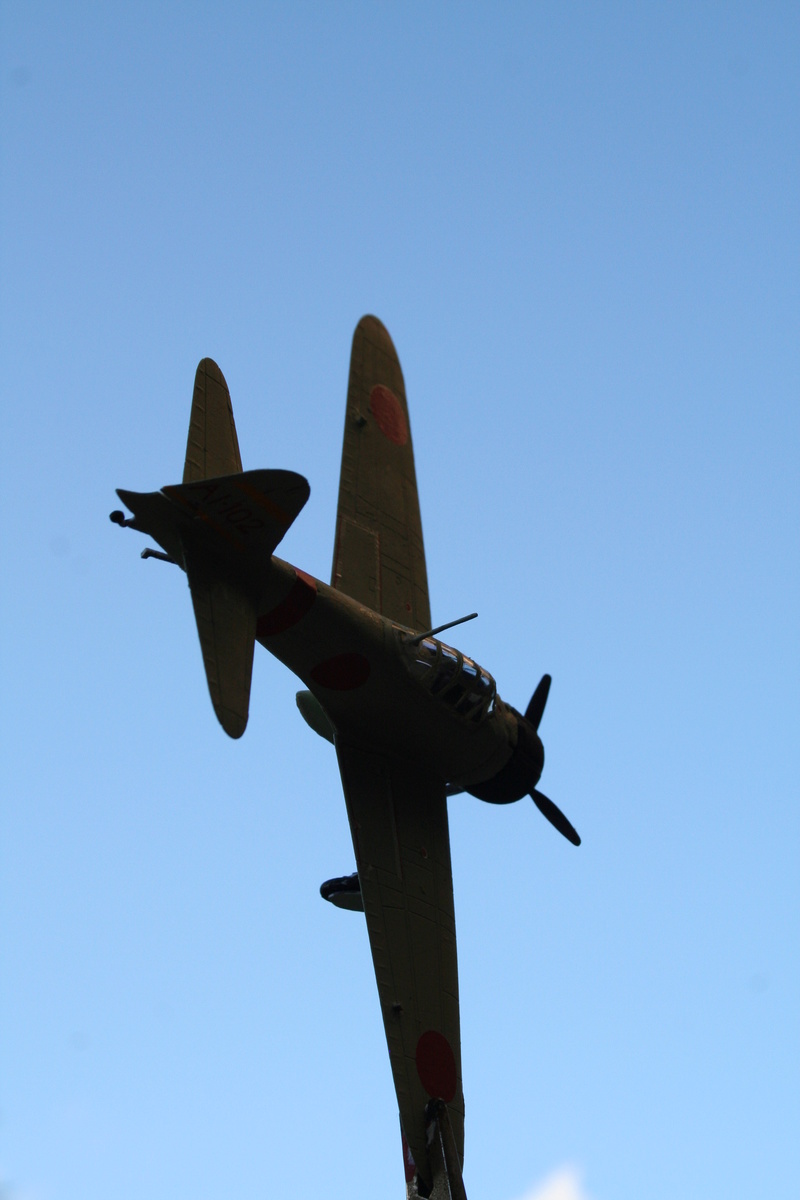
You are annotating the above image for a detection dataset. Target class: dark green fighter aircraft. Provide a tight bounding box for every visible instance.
[111,316,579,1198]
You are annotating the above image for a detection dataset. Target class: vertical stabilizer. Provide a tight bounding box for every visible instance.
[183,359,243,482]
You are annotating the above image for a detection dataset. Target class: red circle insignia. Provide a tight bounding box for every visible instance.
[415,1030,457,1102]
[369,385,408,446]
[256,570,317,638]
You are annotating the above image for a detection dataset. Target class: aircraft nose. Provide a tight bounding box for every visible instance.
[515,712,544,784]
[531,731,544,781]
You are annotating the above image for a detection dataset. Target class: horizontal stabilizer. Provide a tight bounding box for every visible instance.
[185,558,256,739]
[183,359,242,483]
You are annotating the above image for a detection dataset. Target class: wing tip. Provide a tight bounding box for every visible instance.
[354,313,398,357]
[217,705,248,739]
[195,356,227,382]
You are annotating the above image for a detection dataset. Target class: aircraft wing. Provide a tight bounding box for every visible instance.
[335,740,464,1183]
[331,316,431,631]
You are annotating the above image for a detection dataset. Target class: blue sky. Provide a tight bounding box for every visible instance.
[1,4,798,1199]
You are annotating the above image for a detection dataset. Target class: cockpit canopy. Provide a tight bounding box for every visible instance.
[403,634,496,722]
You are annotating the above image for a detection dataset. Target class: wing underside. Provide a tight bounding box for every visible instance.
[331,316,431,631]
[335,741,463,1184]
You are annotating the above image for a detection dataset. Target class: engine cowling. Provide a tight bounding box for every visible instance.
[466,707,544,805]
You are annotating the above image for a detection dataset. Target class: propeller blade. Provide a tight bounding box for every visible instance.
[525,673,552,730]
[530,790,581,846]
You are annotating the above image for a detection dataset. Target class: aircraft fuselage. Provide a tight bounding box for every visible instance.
[256,554,524,789]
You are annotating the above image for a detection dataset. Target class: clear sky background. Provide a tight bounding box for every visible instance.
[1,4,798,1199]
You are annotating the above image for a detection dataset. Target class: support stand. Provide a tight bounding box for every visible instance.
[408,1100,467,1200]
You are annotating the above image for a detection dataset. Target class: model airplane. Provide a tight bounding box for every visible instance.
[111,316,579,1198]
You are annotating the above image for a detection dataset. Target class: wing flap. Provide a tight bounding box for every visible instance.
[336,742,463,1184]
[334,517,380,613]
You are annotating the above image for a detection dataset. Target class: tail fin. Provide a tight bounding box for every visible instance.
[115,359,309,738]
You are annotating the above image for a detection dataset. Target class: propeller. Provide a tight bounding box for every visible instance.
[451,671,581,846]
[525,672,551,730]
[524,673,581,846]
[531,789,581,846]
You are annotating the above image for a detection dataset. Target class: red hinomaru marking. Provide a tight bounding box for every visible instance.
[369,385,408,446]
[311,652,371,690]
[257,569,317,638]
[415,1030,457,1102]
